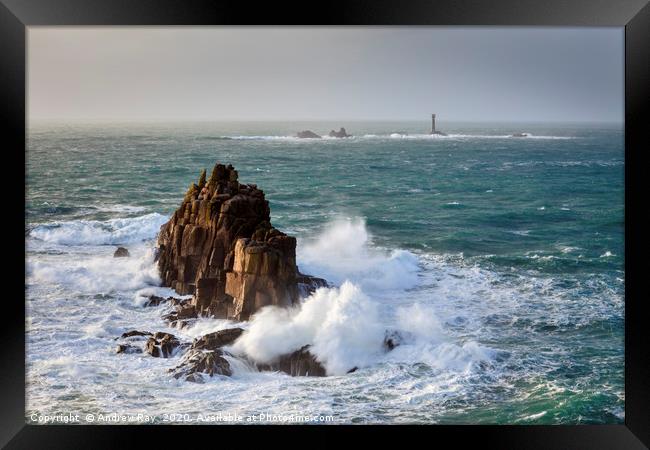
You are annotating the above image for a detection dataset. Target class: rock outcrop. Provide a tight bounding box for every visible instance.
[144,332,183,358]
[156,163,323,322]
[328,127,351,138]
[169,327,244,382]
[296,130,321,139]
[114,247,130,257]
[258,345,326,377]
[191,328,244,351]
[171,349,233,382]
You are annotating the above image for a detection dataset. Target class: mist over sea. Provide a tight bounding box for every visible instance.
[25,121,624,424]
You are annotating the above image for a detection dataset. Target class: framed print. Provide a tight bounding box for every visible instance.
[2,0,649,448]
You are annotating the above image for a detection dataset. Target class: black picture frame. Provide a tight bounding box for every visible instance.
[3,0,648,448]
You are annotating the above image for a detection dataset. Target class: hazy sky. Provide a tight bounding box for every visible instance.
[28,27,623,123]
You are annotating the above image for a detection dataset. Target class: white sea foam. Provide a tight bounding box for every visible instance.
[231,220,497,377]
[27,246,160,294]
[297,218,420,292]
[29,213,168,246]
[233,282,385,375]
[25,212,623,422]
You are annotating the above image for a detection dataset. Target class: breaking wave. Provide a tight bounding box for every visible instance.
[28,213,168,246]
[233,219,494,376]
[297,218,420,292]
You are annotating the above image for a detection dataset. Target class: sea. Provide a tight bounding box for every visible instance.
[25,121,624,424]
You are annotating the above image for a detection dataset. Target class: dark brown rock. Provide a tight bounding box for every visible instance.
[162,304,198,328]
[192,328,244,351]
[170,349,233,382]
[259,345,326,377]
[116,344,143,354]
[144,295,189,308]
[297,273,329,297]
[156,162,325,322]
[120,330,152,339]
[113,247,130,257]
[144,333,181,358]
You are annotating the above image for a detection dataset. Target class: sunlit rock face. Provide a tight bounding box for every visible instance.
[157,162,325,321]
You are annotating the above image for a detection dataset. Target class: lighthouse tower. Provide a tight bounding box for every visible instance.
[431,114,436,134]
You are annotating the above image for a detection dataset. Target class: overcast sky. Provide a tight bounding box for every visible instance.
[28,27,623,123]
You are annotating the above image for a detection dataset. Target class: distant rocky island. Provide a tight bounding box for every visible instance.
[114,162,406,382]
[296,127,352,139]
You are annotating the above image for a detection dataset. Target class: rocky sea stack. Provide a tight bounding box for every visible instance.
[156,162,326,322]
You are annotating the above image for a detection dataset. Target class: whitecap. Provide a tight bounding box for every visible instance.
[29,213,168,246]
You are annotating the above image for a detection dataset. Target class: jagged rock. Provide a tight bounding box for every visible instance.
[144,332,182,358]
[162,304,198,329]
[143,295,166,307]
[170,349,233,382]
[258,345,326,377]
[191,328,244,351]
[156,162,326,322]
[116,343,143,354]
[296,130,321,139]
[328,127,352,138]
[142,295,189,307]
[297,273,329,297]
[113,247,130,257]
[144,295,190,306]
[119,330,152,339]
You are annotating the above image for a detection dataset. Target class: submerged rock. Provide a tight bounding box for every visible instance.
[113,247,130,257]
[156,162,325,321]
[328,127,352,138]
[296,130,321,139]
[383,329,415,351]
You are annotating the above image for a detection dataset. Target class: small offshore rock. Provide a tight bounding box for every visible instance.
[113,247,130,257]
[383,329,414,351]
[192,328,244,351]
[171,349,233,382]
[144,333,181,358]
[296,130,321,139]
[116,344,143,354]
[120,330,152,339]
[328,127,352,138]
[259,345,326,377]
[162,304,198,328]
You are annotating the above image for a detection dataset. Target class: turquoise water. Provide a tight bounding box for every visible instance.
[26,121,624,424]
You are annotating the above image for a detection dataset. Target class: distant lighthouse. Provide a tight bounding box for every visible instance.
[430,114,447,136]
